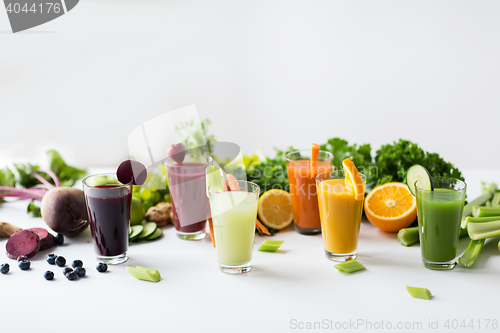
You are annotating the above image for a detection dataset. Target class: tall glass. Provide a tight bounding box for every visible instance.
[82,173,132,265]
[286,150,333,235]
[316,170,365,262]
[416,177,466,270]
[165,155,212,240]
[208,180,259,274]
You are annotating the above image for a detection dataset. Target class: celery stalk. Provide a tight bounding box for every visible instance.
[463,183,497,217]
[468,219,500,240]
[471,206,500,218]
[458,239,485,268]
[258,240,284,252]
[466,216,500,223]
[334,260,366,273]
[406,286,432,300]
[491,192,500,207]
[398,227,419,246]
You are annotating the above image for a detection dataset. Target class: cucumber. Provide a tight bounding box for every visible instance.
[137,222,157,240]
[146,227,163,241]
[129,225,144,241]
[406,165,432,196]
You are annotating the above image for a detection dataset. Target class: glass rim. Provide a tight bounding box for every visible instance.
[315,169,366,183]
[164,155,213,167]
[207,179,260,195]
[82,173,132,189]
[415,176,467,192]
[285,149,334,162]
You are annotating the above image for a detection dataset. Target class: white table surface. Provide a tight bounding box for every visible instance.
[1,169,499,333]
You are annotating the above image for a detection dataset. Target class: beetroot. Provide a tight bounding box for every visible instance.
[26,228,55,251]
[6,230,41,259]
[117,160,147,186]
[41,187,89,237]
[167,143,186,164]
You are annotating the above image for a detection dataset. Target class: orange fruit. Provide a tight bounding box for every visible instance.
[342,158,365,201]
[364,182,417,232]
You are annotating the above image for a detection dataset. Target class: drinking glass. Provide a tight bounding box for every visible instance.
[316,170,365,262]
[207,180,259,274]
[82,173,132,265]
[416,177,466,270]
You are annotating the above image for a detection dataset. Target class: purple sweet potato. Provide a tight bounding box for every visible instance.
[26,228,55,251]
[41,187,89,237]
[6,230,41,259]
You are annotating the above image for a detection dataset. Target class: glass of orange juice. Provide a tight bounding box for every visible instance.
[286,150,333,235]
[316,170,366,261]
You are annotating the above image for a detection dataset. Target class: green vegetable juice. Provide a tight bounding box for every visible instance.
[210,191,258,266]
[417,188,465,263]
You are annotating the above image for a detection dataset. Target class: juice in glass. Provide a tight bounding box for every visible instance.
[316,170,365,261]
[286,150,333,235]
[208,181,259,274]
[165,156,212,240]
[416,177,466,270]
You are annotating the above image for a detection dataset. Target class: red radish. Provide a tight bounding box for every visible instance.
[6,230,41,259]
[26,228,55,251]
[117,160,147,186]
[167,143,187,164]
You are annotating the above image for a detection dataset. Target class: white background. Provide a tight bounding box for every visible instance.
[1,0,500,169]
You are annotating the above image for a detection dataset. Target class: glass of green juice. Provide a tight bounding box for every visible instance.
[207,180,260,274]
[415,177,466,270]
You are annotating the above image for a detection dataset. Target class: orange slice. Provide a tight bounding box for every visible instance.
[342,158,365,201]
[364,182,417,232]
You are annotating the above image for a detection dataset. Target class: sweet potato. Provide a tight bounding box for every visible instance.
[6,230,41,259]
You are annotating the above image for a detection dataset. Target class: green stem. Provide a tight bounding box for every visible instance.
[491,192,500,207]
[472,206,500,218]
[458,239,485,268]
[463,183,497,217]
[399,226,468,246]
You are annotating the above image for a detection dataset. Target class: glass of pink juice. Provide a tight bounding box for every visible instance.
[165,155,213,240]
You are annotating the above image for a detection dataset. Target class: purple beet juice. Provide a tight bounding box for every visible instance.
[85,184,132,257]
[167,162,210,234]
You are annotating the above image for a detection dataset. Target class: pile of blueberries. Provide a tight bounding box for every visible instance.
[0,255,109,281]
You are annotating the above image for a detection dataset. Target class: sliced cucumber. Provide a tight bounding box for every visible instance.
[146,227,163,240]
[137,222,157,240]
[406,165,432,196]
[129,225,144,241]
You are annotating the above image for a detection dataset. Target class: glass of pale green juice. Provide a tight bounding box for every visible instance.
[207,180,260,274]
[415,177,466,270]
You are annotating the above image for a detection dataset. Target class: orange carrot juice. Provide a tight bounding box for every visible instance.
[316,172,365,261]
[286,150,333,235]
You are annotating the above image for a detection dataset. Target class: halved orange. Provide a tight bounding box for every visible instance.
[364,182,417,232]
[342,158,365,201]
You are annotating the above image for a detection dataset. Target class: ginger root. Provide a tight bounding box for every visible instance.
[145,202,173,227]
[0,222,22,238]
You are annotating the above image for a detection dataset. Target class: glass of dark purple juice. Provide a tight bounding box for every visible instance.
[165,155,212,240]
[82,173,132,264]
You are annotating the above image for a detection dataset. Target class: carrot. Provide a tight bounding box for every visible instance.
[256,218,271,236]
[208,218,215,247]
[225,173,240,191]
[311,143,320,176]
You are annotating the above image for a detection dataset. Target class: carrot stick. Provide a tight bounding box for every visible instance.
[208,218,215,247]
[256,218,271,235]
[311,143,320,176]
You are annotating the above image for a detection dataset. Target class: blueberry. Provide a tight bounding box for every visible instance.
[0,263,9,274]
[54,233,64,246]
[96,263,108,273]
[44,271,54,280]
[19,259,30,270]
[17,255,28,262]
[75,267,86,277]
[46,254,57,265]
[55,256,66,267]
[65,271,78,281]
[72,260,83,268]
[63,267,73,275]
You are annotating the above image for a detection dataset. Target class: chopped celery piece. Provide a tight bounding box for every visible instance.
[468,219,500,240]
[334,260,366,273]
[398,227,419,246]
[258,240,284,252]
[458,239,485,268]
[466,216,500,223]
[463,184,496,217]
[485,201,491,207]
[126,266,161,283]
[491,192,500,207]
[471,206,500,218]
[406,286,432,300]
